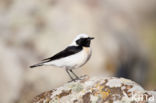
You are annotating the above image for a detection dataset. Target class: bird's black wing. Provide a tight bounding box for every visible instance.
[42,46,82,62]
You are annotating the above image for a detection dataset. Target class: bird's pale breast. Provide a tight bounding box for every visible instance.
[83,47,90,54]
[45,47,91,69]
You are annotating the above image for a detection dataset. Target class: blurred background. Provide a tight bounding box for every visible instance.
[0,0,156,103]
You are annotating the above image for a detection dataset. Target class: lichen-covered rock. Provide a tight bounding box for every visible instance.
[32,76,156,103]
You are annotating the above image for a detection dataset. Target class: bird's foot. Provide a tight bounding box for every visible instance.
[67,75,89,82]
[68,79,76,83]
[68,77,81,83]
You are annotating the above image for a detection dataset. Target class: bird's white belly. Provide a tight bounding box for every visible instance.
[46,48,91,69]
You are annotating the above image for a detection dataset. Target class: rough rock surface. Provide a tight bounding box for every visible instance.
[32,76,156,103]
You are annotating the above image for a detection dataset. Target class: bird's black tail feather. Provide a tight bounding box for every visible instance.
[30,63,43,68]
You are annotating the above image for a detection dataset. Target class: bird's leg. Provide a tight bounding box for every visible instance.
[69,69,81,80]
[65,68,75,81]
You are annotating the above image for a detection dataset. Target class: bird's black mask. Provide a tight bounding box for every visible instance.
[76,37,94,47]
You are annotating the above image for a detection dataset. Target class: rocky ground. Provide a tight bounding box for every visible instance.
[33,76,156,103]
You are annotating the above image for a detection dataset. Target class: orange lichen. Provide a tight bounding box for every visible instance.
[93,82,110,99]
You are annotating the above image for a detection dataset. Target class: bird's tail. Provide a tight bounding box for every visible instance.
[30,63,43,68]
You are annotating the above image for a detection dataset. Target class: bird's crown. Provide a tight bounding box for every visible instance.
[71,34,89,46]
[74,33,89,41]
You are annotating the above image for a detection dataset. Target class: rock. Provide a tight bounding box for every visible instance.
[32,76,156,103]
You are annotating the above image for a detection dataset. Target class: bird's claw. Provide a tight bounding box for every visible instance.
[68,77,82,83]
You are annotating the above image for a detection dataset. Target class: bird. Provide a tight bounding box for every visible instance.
[30,34,94,81]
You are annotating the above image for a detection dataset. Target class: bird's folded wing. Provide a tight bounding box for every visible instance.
[42,46,82,62]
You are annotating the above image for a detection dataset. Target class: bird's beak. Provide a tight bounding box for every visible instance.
[88,37,95,40]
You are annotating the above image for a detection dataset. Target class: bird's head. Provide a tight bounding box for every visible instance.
[71,34,94,47]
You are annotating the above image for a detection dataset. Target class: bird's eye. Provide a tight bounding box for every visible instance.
[76,39,81,45]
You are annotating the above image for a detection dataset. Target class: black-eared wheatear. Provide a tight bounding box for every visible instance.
[30,34,94,81]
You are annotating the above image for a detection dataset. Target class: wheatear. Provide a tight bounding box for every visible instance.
[30,34,94,81]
